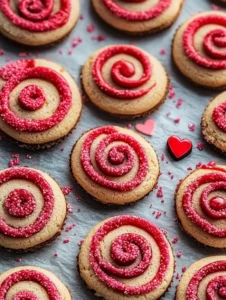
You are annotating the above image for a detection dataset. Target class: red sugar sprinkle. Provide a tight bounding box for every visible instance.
[197,142,204,151]
[187,167,193,171]
[9,154,20,167]
[54,253,58,257]
[87,24,95,33]
[26,154,31,159]
[176,251,182,258]
[172,237,179,244]
[196,162,202,168]
[211,4,222,11]
[175,273,180,280]
[174,118,180,123]
[176,99,183,108]
[160,49,166,55]
[157,187,163,198]
[161,154,165,161]
[182,267,187,273]
[0,49,4,56]
[67,203,73,213]
[61,186,73,195]
[65,224,76,232]
[188,124,196,131]
[15,258,22,262]
[63,238,70,244]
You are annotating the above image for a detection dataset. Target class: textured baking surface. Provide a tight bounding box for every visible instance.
[0,0,225,299]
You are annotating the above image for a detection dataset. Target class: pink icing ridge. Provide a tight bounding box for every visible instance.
[186,261,226,300]
[0,59,72,132]
[103,0,171,21]
[0,269,62,300]
[89,215,171,295]
[93,45,156,99]
[183,14,226,69]
[81,126,149,191]
[213,101,226,131]
[0,0,71,32]
[182,165,226,237]
[0,167,54,238]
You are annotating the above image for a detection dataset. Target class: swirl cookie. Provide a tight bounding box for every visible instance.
[173,11,226,89]
[175,164,226,248]
[82,45,169,119]
[79,215,174,300]
[0,266,71,299]
[70,126,160,205]
[0,0,79,46]
[0,59,82,150]
[0,167,67,251]
[176,256,226,300]
[202,91,226,154]
[92,0,183,35]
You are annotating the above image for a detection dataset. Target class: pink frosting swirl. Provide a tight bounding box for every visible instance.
[213,102,226,132]
[0,269,62,300]
[0,167,54,238]
[0,0,71,32]
[103,0,171,21]
[183,14,226,69]
[81,126,149,191]
[0,59,72,132]
[182,165,226,237]
[90,215,171,295]
[186,261,226,300]
[93,45,155,99]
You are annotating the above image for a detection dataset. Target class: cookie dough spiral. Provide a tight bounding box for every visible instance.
[79,215,174,298]
[0,59,72,133]
[0,167,67,251]
[0,266,71,299]
[0,0,71,32]
[81,126,148,192]
[103,0,171,21]
[176,257,226,300]
[92,45,155,99]
[183,14,226,69]
[0,167,54,238]
[176,164,226,248]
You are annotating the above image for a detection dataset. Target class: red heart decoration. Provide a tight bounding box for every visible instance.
[135,120,155,136]
[167,135,193,160]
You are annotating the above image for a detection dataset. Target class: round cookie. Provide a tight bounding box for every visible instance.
[92,0,183,35]
[0,266,71,299]
[175,164,226,248]
[176,256,226,300]
[0,0,80,46]
[0,167,67,251]
[202,91,226,154]
[172,11,226,89]
[0,59,82,150]
[82,45,169,119]
[70,125,160,205]
[78,215,174,300]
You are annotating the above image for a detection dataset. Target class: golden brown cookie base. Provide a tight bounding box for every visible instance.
[70,127,160,205]
[77,234,175,300]
[174,171,226,249]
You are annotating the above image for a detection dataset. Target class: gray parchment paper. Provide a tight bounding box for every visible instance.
[0,0,226,299]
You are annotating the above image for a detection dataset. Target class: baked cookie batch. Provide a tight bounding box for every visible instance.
[1,0,226,299]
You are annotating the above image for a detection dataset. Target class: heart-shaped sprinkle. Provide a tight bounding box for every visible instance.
[167,136,193,160]
[135,119,155,136]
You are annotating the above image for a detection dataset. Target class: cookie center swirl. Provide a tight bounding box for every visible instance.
[182,165,226,237]
[186,261,226,300]
[213,102,226,132]
[90,215,170,295]
[0,270,62,300]
[18,85,45,111]
[0,0,71,32]
[4,189,36,217]
[0,59,72,132]
[183,14,226,69]
[103,0,171,21]
[13,291,38,300]
[93,46,156,99]
[0,168,54,238]
[81,126,149,191]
